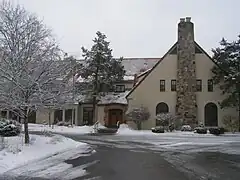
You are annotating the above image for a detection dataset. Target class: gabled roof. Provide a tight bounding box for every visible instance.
[126,41,218,98]
[137,69,152,78]
[126,42,177,98]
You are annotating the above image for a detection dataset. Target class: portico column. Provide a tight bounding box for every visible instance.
[62,109,65,122]
[75,107,78,125]
[6,110,10,119]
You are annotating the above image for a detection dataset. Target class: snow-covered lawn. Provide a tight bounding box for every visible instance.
[28,123,94,135]
[0,134,89,174]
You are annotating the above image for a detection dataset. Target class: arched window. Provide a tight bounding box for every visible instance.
[204,102,218,126]
[156,102,169,115]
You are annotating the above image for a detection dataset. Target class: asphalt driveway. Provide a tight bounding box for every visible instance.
[1,133,240,180]
[66,134,240,180]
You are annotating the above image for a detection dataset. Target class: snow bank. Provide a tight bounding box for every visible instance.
[28,123,94,135]
[0,134,88,173]
[116,124,240,138]
[117,124,154,136]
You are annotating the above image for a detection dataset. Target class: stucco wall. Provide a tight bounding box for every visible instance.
[195,53,237,127]
[127,54,177,129]
[127,52,238,130]
[97,106,105,125]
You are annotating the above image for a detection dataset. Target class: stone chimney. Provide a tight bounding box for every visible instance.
[176,17,197,127]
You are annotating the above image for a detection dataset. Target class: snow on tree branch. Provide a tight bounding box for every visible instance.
[156,113,176,126]
[0,1,74,143]
[126,107,150,122]
[126,106,150,130]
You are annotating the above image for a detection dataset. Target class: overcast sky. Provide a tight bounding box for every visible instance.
[10,0,240,58]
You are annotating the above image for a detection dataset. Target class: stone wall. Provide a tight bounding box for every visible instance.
[176,17,197,126]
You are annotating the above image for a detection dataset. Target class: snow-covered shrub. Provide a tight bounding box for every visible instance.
[209,127,223,135]
[222,115,239,133]
[181,125,192,132]
[42,121,48,125]
[97,128,118,134]
[126,106,150,130]
[156,113,176,131]
[0,119,21,137]
[194,127,207,134]
[151,126,164,133]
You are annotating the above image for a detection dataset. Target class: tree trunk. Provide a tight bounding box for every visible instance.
[0,136,4,150]
[238,91,240,132]
[92,70,99,124]
[23,108,29,144]
[92,95,96,124]
[136,121,141,130]
[48,111,51,127]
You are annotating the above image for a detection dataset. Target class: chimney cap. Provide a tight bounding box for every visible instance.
[186,17,191,22]
[180,18,185,23]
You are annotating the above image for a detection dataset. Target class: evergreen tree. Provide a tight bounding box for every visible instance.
[81,31,125,123]
[211,36,240,131]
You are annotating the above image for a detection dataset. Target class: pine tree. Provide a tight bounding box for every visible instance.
[211,36,240,131]
[80,31,125,123]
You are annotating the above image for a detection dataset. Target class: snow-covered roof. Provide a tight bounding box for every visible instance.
[77,58,159,77]
[97,91,129,105]
[123,75,135,81]
[120,58,159,75]
[72,91,129,105]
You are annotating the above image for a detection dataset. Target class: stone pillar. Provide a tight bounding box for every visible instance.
[176,17,197,126]
[62,109,65,122]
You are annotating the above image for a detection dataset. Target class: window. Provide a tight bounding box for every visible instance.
[83,107,93,125]
[171,80,176,91]
[115,85,125,92]
[160,80,165,92]
[196,79,202,92]
[208,79,213,92]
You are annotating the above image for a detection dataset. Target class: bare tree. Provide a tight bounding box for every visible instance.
[156,113,176,131]
[126,106,150,130]
[0,2,72,143]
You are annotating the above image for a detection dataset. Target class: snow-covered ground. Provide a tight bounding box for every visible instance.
[114,124,240,155]
[27,123,240,155]
[0,134,91,178]
[28,123,94,134]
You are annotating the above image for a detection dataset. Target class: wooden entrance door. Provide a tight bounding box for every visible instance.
[108,109,123,128]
